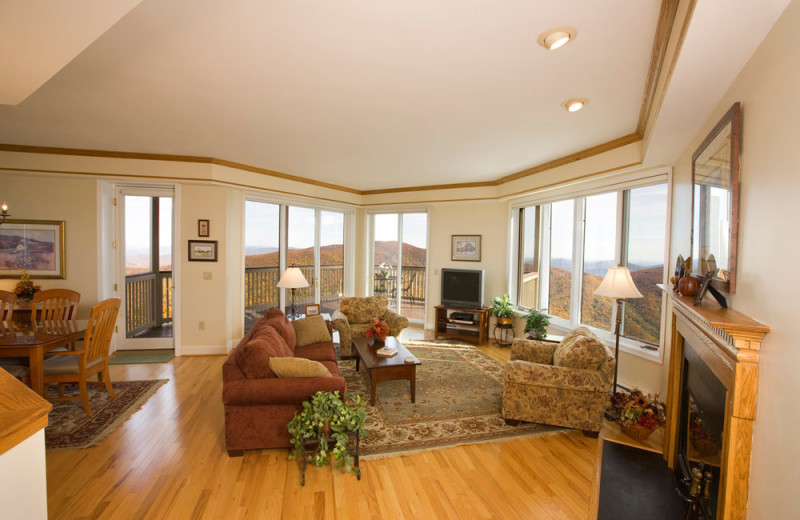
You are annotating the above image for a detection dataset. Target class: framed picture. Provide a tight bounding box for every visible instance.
[198,219,210,237]
[188,240,218,262]
[0,219,66,279]
[305,304,320,317]
[451,235,481,262]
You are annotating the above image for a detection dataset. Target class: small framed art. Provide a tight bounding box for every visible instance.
[304,304,320,317]
[188,240,218,262]
[451,235,481,262]
[198,219,210,237]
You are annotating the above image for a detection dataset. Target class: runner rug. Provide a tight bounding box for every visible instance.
[45,379,168,450]
[339,339,559,457]
[109,350,175,364]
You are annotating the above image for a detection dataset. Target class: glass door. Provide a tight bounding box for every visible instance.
[371,212,427,322]
[319,211,344,315]
[244,201,281,331]
[286,206,315,316]
[116,188,174,350]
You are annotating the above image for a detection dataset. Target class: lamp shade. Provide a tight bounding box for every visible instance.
[276,267,309,289]
[593,266,643,299]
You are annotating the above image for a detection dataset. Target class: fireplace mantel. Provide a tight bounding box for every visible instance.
[662,286,769,520]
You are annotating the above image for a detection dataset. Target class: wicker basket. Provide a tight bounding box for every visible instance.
[619,422,656,442]
[690,435,718,456]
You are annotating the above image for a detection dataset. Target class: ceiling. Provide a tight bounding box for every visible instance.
[0,1,790,192]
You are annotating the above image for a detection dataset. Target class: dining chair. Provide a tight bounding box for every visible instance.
[40,298,121,416]
[31,289,80,321]
[0,290,14,322]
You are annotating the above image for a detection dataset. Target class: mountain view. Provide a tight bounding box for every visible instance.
[245,241,427,268]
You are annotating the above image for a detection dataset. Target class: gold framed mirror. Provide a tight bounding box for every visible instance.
[691,102,741,293]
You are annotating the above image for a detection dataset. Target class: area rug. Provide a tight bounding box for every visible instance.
[45,379,168,450]
[109,350,175,364]
[340,339,559,457]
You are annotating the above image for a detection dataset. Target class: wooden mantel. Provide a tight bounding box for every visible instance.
[661,286,769,520]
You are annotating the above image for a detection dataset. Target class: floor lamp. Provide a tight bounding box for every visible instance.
[593,266,643,394]
[277,266,309,320]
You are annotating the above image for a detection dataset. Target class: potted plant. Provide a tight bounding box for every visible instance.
[288,391,368,475]
[523,310,550,340]
[490,294,517,325]
[610,389,666,441]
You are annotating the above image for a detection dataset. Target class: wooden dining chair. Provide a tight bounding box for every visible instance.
[41,298,121,416]
[0,289,14,322]
[30,289,80,321]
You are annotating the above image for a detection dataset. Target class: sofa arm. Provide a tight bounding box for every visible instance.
[382,309,409,335]
[331,310,352,352]
[222,376,347,406]
[510,338,557,364]
[505,360,611,393]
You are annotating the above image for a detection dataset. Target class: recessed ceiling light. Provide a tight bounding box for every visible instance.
[537,27,577,50]
[562,99,588,112]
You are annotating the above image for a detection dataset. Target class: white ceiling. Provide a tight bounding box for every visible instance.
[0,1,790,191]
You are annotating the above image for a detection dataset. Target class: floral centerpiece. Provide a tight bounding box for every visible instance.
[14,269,41,302]
[365,317,390,343]
[611,389,666,441]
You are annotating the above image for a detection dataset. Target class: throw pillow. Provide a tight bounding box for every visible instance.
[236,327,293,378]
[269,357,332,378]
[553,328,607,370]
[292,315,332,347]
[265,307,285,319]
[264,315,297,352]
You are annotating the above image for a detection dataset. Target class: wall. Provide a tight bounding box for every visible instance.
[664,1,800,515]
[0,172,98,318]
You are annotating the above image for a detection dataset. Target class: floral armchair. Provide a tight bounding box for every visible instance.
[332,296,409,357]
[502,327,615,435]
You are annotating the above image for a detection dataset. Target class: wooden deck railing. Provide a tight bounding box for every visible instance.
[244,265,344,314]
[372,265,426,303]
[125,271,172,338]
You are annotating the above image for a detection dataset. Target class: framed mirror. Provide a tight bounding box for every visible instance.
[691,102,741,293]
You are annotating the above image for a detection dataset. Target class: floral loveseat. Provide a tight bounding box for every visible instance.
[502,327,615,435]
[331,296,409,357]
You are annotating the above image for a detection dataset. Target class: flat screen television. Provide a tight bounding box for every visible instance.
[441,268,484,309]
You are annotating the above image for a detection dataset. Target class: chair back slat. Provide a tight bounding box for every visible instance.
[0,290,14,322]
[83,298,121,364]
[31,289,80,321]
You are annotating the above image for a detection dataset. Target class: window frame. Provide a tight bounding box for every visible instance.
[509,171,671,363]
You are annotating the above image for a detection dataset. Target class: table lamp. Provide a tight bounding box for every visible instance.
[277,266,309,320]
[593,265,643,393]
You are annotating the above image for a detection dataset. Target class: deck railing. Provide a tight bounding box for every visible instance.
[244,265,344,314]
[125,271,172,338]
[372,265,426,303]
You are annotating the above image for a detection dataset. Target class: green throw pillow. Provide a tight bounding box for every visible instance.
[292,315,332,347]
[268,357,332,378]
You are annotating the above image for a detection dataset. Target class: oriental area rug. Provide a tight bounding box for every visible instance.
[45,379,167,450]
[339,339,559,457]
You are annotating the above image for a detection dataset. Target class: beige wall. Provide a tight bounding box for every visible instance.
[0,172,98,318]
[663,1,800,516]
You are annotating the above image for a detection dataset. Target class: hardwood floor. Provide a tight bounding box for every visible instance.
[46,330,598,519]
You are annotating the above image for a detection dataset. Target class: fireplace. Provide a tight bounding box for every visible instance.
[662,288,769,520]
[675,339,726,517]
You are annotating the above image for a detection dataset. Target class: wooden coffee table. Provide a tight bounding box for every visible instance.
[352,336,420,406]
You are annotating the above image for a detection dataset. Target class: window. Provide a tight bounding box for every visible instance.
[515,182,668,350]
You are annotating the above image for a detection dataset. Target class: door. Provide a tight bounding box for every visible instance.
[115,187,175,350]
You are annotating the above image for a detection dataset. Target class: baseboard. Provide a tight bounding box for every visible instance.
[180,345,228,356]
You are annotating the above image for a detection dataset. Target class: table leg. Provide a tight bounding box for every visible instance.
[29,345,45,397]
[355,353,360,371]
[369,369,377,406]
[410,366,416,403]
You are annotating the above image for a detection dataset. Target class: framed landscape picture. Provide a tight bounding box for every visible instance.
[451,235,481,262]
[304,304,320,317]
[188,240,218,262]
[0,219,65,278]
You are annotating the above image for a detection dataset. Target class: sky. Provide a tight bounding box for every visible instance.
[124,196,173,255]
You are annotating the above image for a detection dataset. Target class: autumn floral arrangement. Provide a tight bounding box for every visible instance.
[13,269,41,302]
[365,317,390,343]
[610,389,666,441]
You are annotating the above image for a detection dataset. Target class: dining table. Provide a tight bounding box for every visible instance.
[0,319,87,397]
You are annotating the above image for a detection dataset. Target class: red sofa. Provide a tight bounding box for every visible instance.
[222,308,346,456]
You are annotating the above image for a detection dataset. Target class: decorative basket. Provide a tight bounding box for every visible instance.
[689,435,718,456]
[619,422,656,442]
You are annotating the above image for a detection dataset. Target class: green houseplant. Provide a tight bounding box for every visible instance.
[288,391,368,474]
[490,294,517,325]
[523,310,550,340]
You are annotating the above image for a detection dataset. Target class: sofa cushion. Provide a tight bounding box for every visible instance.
[553,327,607,370]
[265,307,285,319]
[339,296,387,324]
[269,357,332,378]
[294,342,337,362]
[264,315,297,351]
[236,327,293,378]
[292,315,331,347]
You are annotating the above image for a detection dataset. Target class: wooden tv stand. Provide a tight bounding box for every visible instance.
[434,305,489,345]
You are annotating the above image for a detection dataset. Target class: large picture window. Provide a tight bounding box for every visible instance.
[515,182,668,350]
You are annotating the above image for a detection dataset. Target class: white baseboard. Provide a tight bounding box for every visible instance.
[179,345,228,356]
